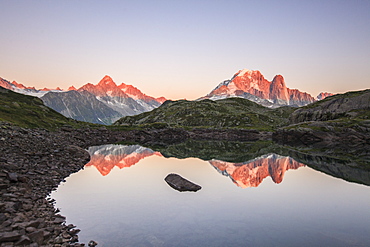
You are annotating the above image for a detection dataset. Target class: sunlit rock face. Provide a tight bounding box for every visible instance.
[0,78,16,90]
[72,75,166,122]
[316,92,334,100]
[78,75,165,109]
[210,154,305,188]
[0,75,166,124]
[85,144,162,176]
[0,77,59,97]
[202,69,316,107]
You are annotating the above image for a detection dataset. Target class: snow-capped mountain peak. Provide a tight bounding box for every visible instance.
[1,75,167,125]
[201,69,315,107]
[234,68,252,78]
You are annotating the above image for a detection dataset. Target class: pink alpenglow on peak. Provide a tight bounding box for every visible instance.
[11,81,28,89]
[0,78,35,91]
[98,75,116,86]
[203,69,316,107]
[40,87,64,91]
[0,78,14,90]
[156,97,167,104]
[0,75,167,125]
[317,92,334,100]
[76,75,167,104]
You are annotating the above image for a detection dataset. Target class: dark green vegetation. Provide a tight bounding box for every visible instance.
[146,139,284,163]
[0,86,97,129]
[289,89,370,124]
[282,89,370,136]
[114,98,295,131]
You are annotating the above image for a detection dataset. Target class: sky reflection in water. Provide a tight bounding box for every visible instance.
[51,144,370,247]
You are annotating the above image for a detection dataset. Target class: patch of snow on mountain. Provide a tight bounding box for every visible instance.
[14,88,49,97]
[208,95,229,101]
[128,94,139,100]
[236,69,251,78]
[212,80,231,91]
[135,99,155,111]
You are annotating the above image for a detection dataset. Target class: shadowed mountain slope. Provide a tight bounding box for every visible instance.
[41,90,121,125]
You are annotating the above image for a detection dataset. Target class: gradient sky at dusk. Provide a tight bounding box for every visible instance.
[1,0,369,100]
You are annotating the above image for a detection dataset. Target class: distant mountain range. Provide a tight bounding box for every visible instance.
[200,69,333,107]
[0,76,166,125]
[0,69,333,124]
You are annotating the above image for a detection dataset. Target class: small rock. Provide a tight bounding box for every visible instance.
[15,235,31,245]
[53,217,65,224]
[28,230,44,245]
[61,231,71,239]
[7,172,18,182]
[70,235,79,243]
[26,220,41,228]
[55,236,64,244]
[0,231,22,242]
[26,226,37,233]
[88,240,98,246]
[69,228,81,236]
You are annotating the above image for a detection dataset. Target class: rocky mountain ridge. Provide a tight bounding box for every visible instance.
[200,69,332,107]
[0,76,166,125]
[1,69,333,124]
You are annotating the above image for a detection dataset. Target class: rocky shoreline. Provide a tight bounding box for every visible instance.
[0,123,132,246]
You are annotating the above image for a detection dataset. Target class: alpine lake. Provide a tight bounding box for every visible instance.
[50,140,370,247]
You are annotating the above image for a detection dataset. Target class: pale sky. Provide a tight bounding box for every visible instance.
[1,0,369,100]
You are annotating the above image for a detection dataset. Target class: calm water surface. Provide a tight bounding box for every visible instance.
[51,144,370,247]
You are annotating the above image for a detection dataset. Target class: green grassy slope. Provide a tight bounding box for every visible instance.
[0,86,96,129]
[114,97,295,131]
[285,89,370,132]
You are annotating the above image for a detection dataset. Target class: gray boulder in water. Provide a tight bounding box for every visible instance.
[164,173,201,192]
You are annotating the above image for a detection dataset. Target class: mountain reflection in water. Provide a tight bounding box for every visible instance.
[52,141,370,246]
[85,145,162,176]
[85,144,305,188]
[210,154,304,188]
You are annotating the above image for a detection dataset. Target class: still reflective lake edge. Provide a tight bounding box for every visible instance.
[51,143,370,247]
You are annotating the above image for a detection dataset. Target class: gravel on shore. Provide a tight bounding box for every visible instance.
[0,123,131,246]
